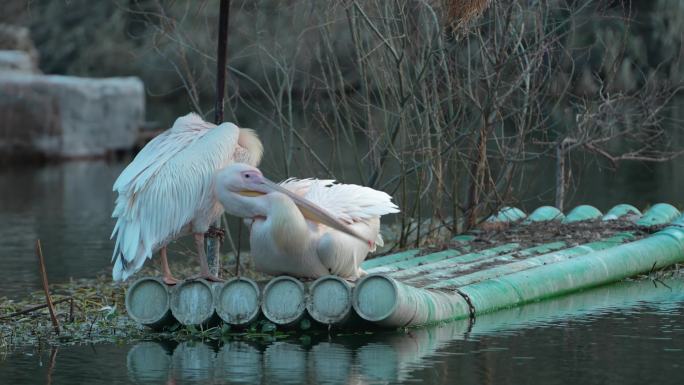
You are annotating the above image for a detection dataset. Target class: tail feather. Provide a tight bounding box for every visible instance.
[112,251,128,281]
[238,128,264,166]
[111,217,152,281]
[112,249,148,281]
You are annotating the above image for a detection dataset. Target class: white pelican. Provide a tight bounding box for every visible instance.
[111,113,263,284]
[214,163,399,280]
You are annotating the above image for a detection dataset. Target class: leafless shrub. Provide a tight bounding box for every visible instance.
[8,0,681,248]
[550,80,683,210]
[123,0,682,247]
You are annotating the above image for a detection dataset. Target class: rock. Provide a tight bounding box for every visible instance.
[0,24,40,70]
[0,50,37,73]
[0,73,144,158]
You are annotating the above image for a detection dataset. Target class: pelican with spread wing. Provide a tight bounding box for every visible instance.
[111,113,263,284]
[214,163,399,279]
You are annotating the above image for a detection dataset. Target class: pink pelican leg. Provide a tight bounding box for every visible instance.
[159,247,179,285]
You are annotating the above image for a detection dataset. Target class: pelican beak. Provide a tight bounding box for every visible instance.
[237,191,264,197]
[250,177,371,245]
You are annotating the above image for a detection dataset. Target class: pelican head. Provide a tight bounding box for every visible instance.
[215,163,372,245]
[215,163,268,195]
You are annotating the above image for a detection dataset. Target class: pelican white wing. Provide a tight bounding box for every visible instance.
[279,178,335,196]
[297,180,400,223]
[277,178,398,250]
[111,113,262,281]
[112,113,213,194]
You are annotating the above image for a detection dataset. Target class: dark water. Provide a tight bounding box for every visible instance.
[1,279,683,385]
[0,160,206,299]
[0,161,123,298]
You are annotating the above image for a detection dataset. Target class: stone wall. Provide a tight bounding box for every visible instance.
[0,50,37,74]
[0,72,144,158]
[0,24,39,71]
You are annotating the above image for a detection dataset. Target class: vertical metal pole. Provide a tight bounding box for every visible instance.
[207,0,232,277]
[214,0,230,125]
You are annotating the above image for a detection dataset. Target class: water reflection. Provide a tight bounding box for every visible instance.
[216,342,263,384]
[127,342,174,385]
[117,279,684,385]
[310,342,355,385]
[468,278,684,336]
[171,342,215,382]
[263,342,307,384]
[0,161,124,298]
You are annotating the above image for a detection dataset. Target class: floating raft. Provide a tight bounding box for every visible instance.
[126,202,684,330]
[126,279,684,384]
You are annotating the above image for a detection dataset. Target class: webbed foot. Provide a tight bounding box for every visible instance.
[162,275,180,285]
[189,273,224,282]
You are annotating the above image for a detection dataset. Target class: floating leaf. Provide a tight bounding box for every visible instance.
[261,322,276,333]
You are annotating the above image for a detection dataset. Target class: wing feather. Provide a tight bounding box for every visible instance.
[111,114,246,281]
[281,179,399,224]
[278,178,336,196]
[113,113,214,194]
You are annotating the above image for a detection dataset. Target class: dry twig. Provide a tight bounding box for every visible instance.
[36,240,61,335]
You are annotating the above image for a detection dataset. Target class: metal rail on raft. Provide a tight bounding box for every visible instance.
[125,202,684,330]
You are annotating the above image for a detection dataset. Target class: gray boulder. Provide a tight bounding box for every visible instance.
[0,50,37,73]
[0,24,40,70]
[0,73,144,158]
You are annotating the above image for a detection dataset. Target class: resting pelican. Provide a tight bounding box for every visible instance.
[214,163,399,279]
[111,113,263,284]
